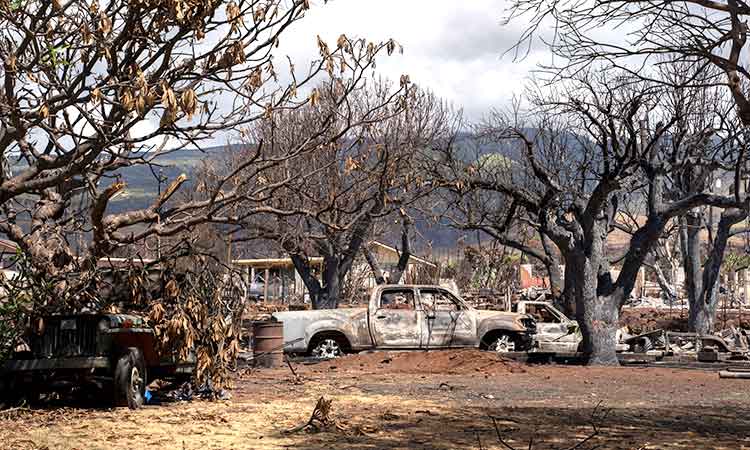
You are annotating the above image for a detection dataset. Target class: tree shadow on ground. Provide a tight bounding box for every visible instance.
[277,404,750,450]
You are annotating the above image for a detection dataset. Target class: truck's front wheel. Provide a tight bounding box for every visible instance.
[485,332,518,354]
[114,348,146,409]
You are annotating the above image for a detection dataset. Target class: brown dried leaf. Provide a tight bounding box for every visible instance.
[180,88,197,119]
[98,11,112,36]
[337,34,347,50]
[325,57,334,76]
[254,6,265,22]
[161,83,177,110]
[386,38,396,56]
[226,1,243,33]
[344,156,358,174]
[135,95,146,116]
[309,88,320,106]
[81,24,93,45]
[165,279,180,298]
[38,103,49,119]
[120,89,134,112]
[247,67,262,90]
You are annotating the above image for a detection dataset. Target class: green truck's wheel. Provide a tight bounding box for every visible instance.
[114,348,146,409]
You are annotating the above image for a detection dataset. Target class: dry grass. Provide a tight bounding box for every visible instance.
[2,353,750,449]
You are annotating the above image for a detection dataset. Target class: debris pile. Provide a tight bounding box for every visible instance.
[622,326,750,358]
[284,396,375,436]
[624,296,687,309]
[311,349,527,375]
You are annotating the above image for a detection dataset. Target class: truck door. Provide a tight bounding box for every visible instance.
[417,288,476,348]
[521,302,579,352]
[370,287,421,348]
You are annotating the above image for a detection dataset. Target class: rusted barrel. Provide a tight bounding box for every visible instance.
[252,321,284,368]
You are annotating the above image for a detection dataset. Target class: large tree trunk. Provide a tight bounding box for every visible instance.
[313,256,342,309]
[547,260,563,299]
[573,252,620,366]
[682,212,706,331]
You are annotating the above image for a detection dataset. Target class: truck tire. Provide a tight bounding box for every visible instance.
[0,377,20,409]
[633,337,653,353]
[308,333,349,359]
[114,348,146,409]
[485,332,518,353]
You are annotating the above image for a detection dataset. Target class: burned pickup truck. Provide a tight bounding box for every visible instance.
[273,285,537,358]
[1,313,193,409]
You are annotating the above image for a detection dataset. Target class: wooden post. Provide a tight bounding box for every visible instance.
[638,267,646,298]
[264,268,270,302]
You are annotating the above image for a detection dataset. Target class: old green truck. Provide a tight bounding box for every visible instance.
[1,313,193,409]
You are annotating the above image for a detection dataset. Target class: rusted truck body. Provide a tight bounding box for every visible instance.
[1,313,193,409]
[273,285,537,358]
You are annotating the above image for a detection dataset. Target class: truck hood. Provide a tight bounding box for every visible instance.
[38,313,147,328]
[474,309,536,332]
[474,309,530,321]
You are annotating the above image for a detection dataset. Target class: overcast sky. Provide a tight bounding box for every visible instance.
[277,0,551,121]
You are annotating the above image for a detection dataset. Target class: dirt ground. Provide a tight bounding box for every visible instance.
[2,349,750,450]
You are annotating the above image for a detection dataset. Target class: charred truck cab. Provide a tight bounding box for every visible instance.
[1,314,193,409]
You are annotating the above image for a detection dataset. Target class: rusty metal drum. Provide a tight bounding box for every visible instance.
[252,321,284,368]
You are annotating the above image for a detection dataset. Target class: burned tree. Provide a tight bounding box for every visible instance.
[507,0,750,127]
[245,86,455,309]
[0,0,416,389]
[0,0,404,311]
[647,65,748,334]
[431,71,746,364]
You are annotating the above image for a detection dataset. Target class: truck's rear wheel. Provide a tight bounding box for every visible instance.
[114,348,146,409]
[633,337,653,353]
[309,334,349,359]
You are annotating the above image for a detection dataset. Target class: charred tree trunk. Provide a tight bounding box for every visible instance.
[682,211,709,332]
[557,255,576,318]
[317,256,342,309]
[572,244,620,366]
[290,254,323,308]
[388,219,411,284]
[683,208,747,333]
[290,254,343,310]
[650,263,678,304]
[363,246,386,285]
[363,215,411,285]
[540,233,570,313]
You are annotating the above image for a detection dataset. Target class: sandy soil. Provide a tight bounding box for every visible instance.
[2,350,750,449]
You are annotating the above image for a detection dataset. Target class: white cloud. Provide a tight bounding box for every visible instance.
[276,0,553,120]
